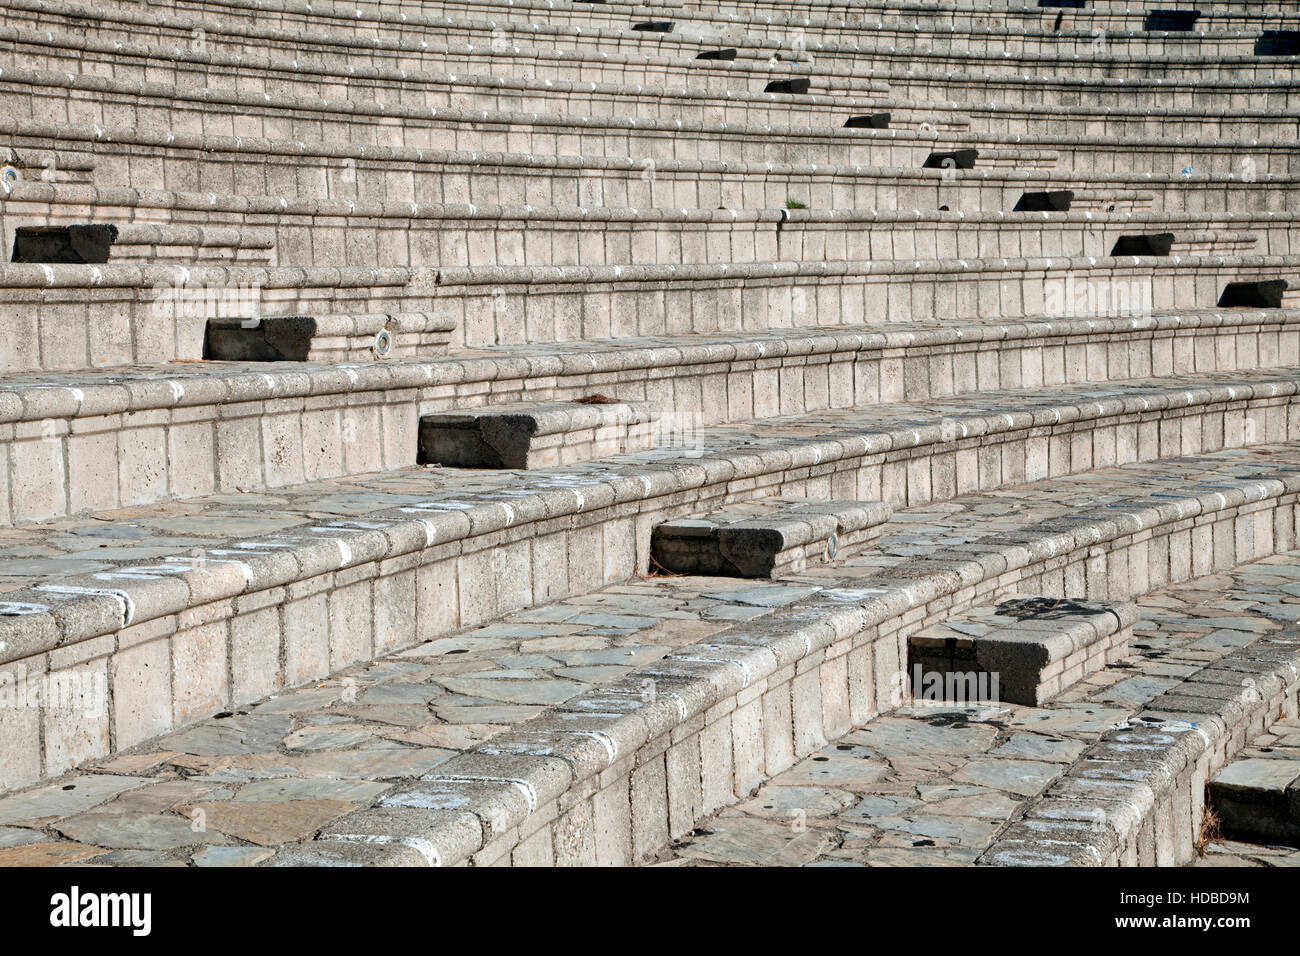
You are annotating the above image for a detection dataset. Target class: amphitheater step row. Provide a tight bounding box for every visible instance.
[4,182,1284,271]
[0,307,1292,520]
[17,0,1300,78]
[3,445,1298,862]
[5,65,1295,178]
[14,118,1295,215]
[8,22,1300,140]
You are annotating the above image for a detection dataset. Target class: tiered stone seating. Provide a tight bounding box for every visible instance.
[0,0,1297,870]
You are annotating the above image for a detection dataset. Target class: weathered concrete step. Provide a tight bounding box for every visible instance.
[1208,754,1300,847]
[418,399,660,468]
[651,496,890,577]
[204,313,456,361]
[908,595,1137,705]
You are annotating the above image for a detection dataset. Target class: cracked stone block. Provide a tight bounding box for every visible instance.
[419,400,660,469]
[1218,279,1288,309]
[909,596,1138,706]
[1111,233,1175,257]
[764,78,811,95]
[1014,190,1075,212]
[12,225,119,264]
[924,149,979,170]
[1209,757,1300,847]
[844,113,891,129]
[650,497,891,578]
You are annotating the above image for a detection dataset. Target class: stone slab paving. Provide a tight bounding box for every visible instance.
[656,553,1300,867]
[3,446,1300,863]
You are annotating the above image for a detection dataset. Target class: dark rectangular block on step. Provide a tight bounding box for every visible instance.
[632,21,674,32]
[1143,9,1201,31]
[1256,31,1300,56]
[205,315,320,361]
[924,149,978,170]
[1038,0,1086,7]
[844,113,891,129]
[1111,233,1175,256]
[12,224,119,264]
[908,596,1137,706]
[651,497,891,578]
[696,48,737,60]
[1219,279,1287,308]
[1014,190,1075,212]
[419,400,660,469]
[1208,759,1300,847]
[764,78,811,94]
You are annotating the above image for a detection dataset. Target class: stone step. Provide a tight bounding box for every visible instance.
[3,443,1297,854]
[9,182,1290,270]
[0,66,1067,173]
[12,23,1300,140]
[21,0,1282,67]
[6,308,1297,521]
[1208,755,1300,847]
[908,595,1137,705]
[16,119,1293,217]
[650,496,891,577]
[7,254,1299,371]
[418,399,661,468]
[9,62,1296,179]
[1,27,973,135]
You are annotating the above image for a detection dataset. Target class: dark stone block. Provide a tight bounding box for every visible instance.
[844,113,891,129]
[1038,0,1086,7]
[12,224,119,264]
[1256,31,1300,56]
[632,21,674,32]
[1218,279,1287,308]
[1110,233,1176,256]
[1013,190,1075,212]
[764,77,811,94]
[204,316,320,361]
[1143,9,1201,31]
[923,149,978,170]
[696,48,737,60]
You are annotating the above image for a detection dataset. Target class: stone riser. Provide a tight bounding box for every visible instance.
[884,75,1300,112]
[4,255,1296,371]
[1,311,1290,522]
[2,387,1299,792]
[6,188,1284,269]
[321,480,1300,866]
